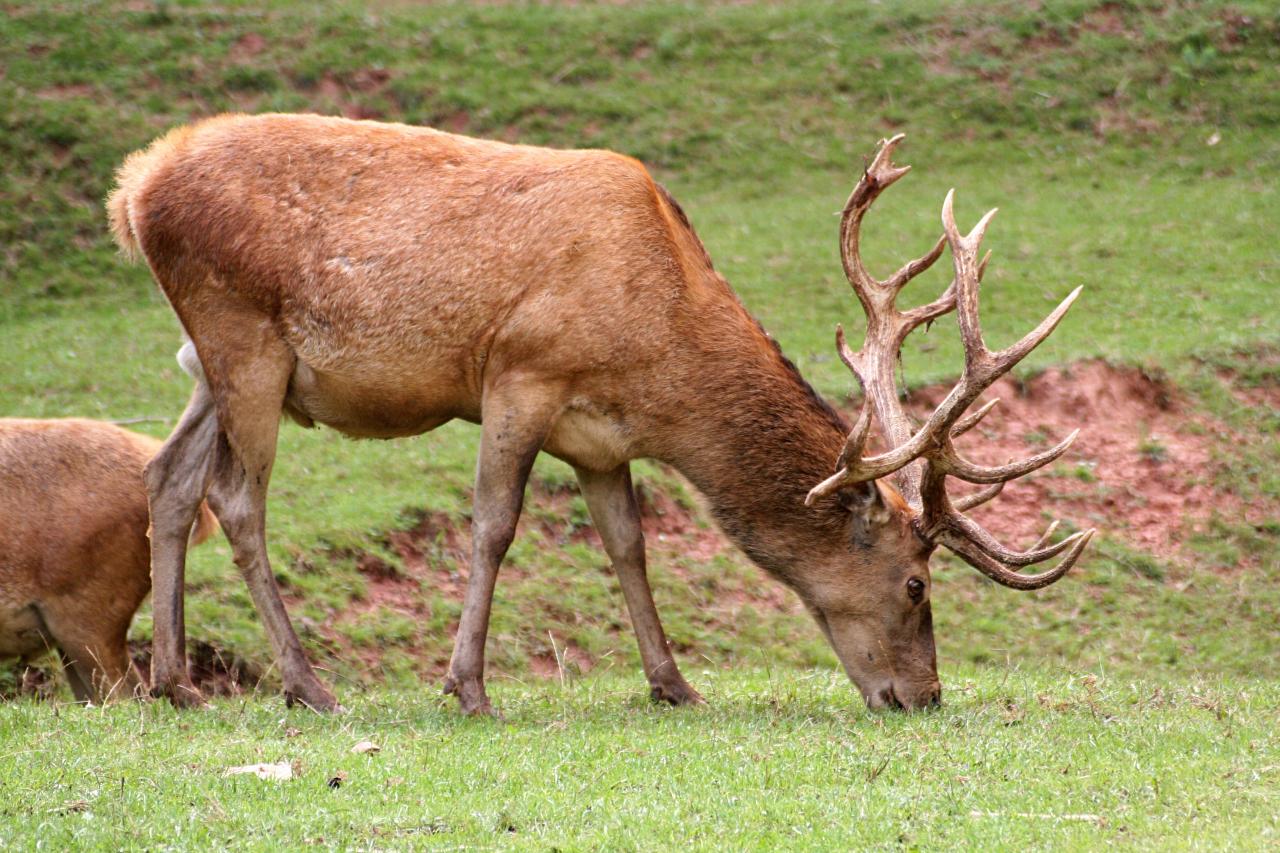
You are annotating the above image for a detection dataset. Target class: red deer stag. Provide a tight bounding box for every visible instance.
[108,115,1092,714]
[0,419,217,702]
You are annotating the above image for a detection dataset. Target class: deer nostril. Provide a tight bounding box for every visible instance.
[929,685,942,707]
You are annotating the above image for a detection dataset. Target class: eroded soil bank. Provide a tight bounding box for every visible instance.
[905,359,1276,565]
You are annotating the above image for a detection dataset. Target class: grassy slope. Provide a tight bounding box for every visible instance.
[0,0,1276,713]
[2,669,1277,849]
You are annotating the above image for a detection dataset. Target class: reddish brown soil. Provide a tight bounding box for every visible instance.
[902,360,1274,564]
[1215,347,1280,411]
[229,32,268,61]
[306,478,729,677]
[4,639,259,701]
[310,68,392,121]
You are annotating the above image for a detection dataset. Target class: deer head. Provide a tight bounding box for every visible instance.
[803,135,1095,710]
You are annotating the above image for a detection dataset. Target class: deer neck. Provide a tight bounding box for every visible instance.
[652,313,851,579]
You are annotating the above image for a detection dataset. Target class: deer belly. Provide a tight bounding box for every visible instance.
[284,359,464,439]
[544,404,633,471]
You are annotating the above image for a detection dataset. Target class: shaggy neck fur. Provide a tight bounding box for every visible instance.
[652,290,856,580]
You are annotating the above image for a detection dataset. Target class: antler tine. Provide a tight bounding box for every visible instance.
[937,528,1095,590]
[840,135,908,295]
[937,428,1079,485]
[884,234,947,293]
[951,481,1003,512]
[941,189,1000,376]
[899,281,957,335]
[945,190,1084,386]
[951,398,999,438]
[990,286,1083,374]
[840,135,947,310]
[944,510,1087,567]
[832,324,875,472]
[1030,520,1060,551]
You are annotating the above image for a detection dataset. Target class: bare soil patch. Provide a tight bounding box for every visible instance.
[229,32,268,61]
[301,476,735,678]
[2,639,259,701]
[308,69,392,121]
[901,360,1276,565]
[1213,346,1280,411]
[130,639,261,698]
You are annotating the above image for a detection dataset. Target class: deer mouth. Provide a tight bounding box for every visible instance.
[872,685,904,711]
[868,681,942,712]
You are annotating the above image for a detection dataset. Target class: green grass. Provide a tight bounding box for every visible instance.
[2,1,1279,846]
[2,669,1277,849]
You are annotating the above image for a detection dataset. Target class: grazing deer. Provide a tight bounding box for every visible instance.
[0,419,217,702]
[108,115,1092,714]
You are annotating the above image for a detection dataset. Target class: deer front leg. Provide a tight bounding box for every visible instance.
[575,465,704,706]
[443,386,559,716]
[144,384,219,708]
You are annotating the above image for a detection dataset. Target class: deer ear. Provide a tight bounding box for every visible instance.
[838,480,898,546]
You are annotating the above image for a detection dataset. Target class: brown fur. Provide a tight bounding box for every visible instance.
[110,114,939,712]
[0,419,216,702]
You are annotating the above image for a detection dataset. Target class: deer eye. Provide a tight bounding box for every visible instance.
[906,577,926,602]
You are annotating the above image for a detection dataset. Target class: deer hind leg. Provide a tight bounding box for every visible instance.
[58,649,94,703]
[145,381,219,708]
[197,331,341,713]
[443,383,564,716]
[40,599,143,703]
[58,637,137,703]
[575,465,704,706]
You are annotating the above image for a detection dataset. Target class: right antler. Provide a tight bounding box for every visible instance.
[806,134,1095,589]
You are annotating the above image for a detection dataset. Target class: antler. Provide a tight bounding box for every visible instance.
[806,134,1095,589]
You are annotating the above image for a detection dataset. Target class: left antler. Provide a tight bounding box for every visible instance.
[806,134,1095,589]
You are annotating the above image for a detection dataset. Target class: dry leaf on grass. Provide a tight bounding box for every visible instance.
[223,761,294,781]
[351,739,381,755]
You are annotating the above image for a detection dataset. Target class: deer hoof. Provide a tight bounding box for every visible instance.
[650,680,706,707]
[152,679,210,710]
[443,675,497,717]
[283,682,343,714]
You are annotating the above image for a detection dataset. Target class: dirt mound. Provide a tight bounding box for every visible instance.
[901,360,1274,565]
[130,639,261,698]
[1,639,259,701]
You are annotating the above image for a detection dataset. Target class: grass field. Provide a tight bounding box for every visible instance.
[4,669,1278,849]
[1,0,1278,847]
